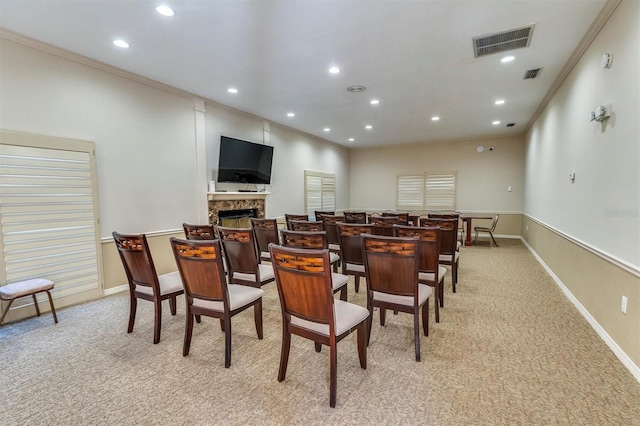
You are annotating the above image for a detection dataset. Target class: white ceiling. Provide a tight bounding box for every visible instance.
[0,0,608,148]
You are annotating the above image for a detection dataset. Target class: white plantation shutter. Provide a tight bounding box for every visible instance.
[397,174,425,209]
[425,172,456,210]
[0,132,102,321]
[304,171,335,214]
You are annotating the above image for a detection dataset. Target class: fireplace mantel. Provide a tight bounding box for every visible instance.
[207,191,270,201]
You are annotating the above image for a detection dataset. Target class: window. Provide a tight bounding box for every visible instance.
[304,171,335,214]
[396,171,456,210]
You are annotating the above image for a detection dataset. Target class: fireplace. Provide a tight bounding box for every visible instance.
[208,196,266,226]
[218,208,258,228]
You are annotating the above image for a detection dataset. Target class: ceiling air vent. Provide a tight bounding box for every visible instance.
[523,68,543,79]
[506,123,516,127]
[473,24,535,58]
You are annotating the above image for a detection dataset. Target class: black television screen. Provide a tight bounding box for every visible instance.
[217,136,274,184]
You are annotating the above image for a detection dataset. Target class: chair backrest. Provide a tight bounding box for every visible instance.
[281,230,328,250]
[337,223,374,265]
[314,211,335,221]
[285,214,309,230]
[419,218,457,256]
[217,227,259,274]
[251,218,280,254]
[170,238,227,303]
[112,232,160,293]
[362,233,419,299]
[490,214,500,231]
[290,220,324,232]
[183,223,216,240]
[382,211,410,225]
[343,211,367,224]
[269,244,335,328]
[368,215,400,236]
[321,215,345,245]
[393,225,441,275]
[427,211,459,219]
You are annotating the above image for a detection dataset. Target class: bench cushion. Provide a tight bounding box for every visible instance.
[0,278,55,300]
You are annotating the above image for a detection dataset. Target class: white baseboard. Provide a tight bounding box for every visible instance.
[103,284,128,296]
[520,237,640,383]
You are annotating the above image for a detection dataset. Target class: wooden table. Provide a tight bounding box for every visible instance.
[460,215,493,246]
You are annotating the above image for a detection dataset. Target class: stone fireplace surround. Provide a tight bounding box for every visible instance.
[208,198,265,226]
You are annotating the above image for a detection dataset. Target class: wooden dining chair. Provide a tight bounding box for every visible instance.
[112,232,183,344]
[314,210,335,221]
[290,219,324,232]
[320,214,345,254]
[217,227,275,288]
[428,212,463,249]
[336,223,374,293]
[362,233,431,361]
[183,223,216,240]
[269,244,369,408]
[251,218,280,262]
[419,217,460,292]
[382,211,410,225]
[343,211,367,224]
[170,238,264,368]
[393,225,446,322]
[284,214,308,230]
[368,215,400,236]
[280,230,347,299]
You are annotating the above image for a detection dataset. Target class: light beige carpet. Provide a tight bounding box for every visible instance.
[1,239,639,425]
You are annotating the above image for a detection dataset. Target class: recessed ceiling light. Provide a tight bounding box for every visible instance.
[329,66,340,74]
[113,39,130,48]
[501,55,515,63]
[370,99,379,105]
[155,5,176,17]
[495,99,506,105]
[431,116,440,121]
[286,112,295,118]
[227,88,238,94]
[492,120,501,125]
[348,138,355,142]
[365,125,372,130]
[324,128,331,132]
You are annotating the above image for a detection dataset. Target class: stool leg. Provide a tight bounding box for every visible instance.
[0,298,16,325]
[32,294,41,316]
[45,290,58,324]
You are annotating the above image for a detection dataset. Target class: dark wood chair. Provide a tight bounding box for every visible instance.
[217,227,275,288]
[280,230,347,299]
[336,223,373,293]
[170,238,263,368]
[394,225,446,323]
[382,211,410,225]
[428,212,463,249]
[314,210,335,221]
[284,214,308,230]
[290,219,324,232]
[362,233,431,361]
[419,218,460,292]
[368,215,400,236]
[343,211,367,224]
[251,218,280,262]
[269,244,368,408]
[183,223,216,240]
[112,232,183,344]
[474,214,500,247]
[321,214,345,254]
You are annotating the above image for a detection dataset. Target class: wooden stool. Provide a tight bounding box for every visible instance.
[0,279,58,325]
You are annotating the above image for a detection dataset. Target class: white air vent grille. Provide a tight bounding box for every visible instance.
[523,68,543,79]
[473,24,535,58]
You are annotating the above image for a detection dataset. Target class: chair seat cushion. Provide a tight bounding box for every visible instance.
[439,251,460,264]
[331,273,349,291]
[192,284,263,312]
[328,243,340,251]
[290,299,369,336]
[260,251,271,260]
[373,283,432,307]
[418,266,448,284]
[456,241,462,250]
[329,252,340,264]
[233,264,275,284]
[135,271,183,297]
[344,263,365,273]
[0,278,54,299]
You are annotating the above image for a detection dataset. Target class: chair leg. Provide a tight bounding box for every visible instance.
[422,302,429,337]
[452,263,457,293]
[0,298,16,325]
[490,232,499,247]
[278,325,291,382]
[195,315,201,323]
[127,294,137,333]
[366,306,373,346]
[439,279,444,308]
[329,341,338,408]
[183,312,194,356]
[254,300,263,340]
[414,310,421,362]
[169,296,177,315]
[224,318,232,368]
[339,286,347,301]
[354,276,360,293]
[153,299,162,344]
[379,308,386,326]
[32,294,41,316]
[357,322,367,369]
[45,290,58,324]
[315,342,322,353]
[433,285,440,323]
[473,230,478,245]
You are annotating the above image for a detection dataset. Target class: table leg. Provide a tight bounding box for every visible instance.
[464,219,473,246]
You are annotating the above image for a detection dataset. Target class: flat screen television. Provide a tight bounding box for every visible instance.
[217,136,274,184]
